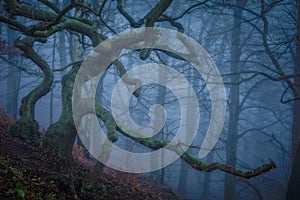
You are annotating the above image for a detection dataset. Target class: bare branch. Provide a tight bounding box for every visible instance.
[37,0,60,13]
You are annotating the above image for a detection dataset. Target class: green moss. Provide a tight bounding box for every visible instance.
[43,120,76,161]
[0,156,61,199]
[43,65,79,160]
[8,119,39,146]
[183,153,208,168]
[100,184,108,199]
[80,181,97,199]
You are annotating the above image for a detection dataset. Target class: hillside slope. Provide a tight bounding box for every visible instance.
[0,128,180,199]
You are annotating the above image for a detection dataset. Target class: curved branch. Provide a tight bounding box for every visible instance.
[159,15,184,32]
[0,55,43,77]
[114,60,141,97]
[14,37,53,121]
[140,0,172,60]
[182,153,275,179]
[260,6,299,97]
[115,122,276,179]
[144,0,172,27]
[0,16,29,34]
[72,95,277,179]
[117,0,143,28]
[3,0,102,45]
[53,60,83,72]
[37,0,60,13]
[237,179,263,200]
[173,1,209,20]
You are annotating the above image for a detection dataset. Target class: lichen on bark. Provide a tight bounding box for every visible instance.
[43,65,79,161]
[8,37,53,147]
[9,119,39,146]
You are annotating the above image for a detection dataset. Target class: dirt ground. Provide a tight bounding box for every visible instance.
[0,123,181,199]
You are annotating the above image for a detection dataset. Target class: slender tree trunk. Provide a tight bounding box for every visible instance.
[58,32,67,73]
[291,0,300,162]
[177,10,193,195]
[201,152,214,200]
[6,28,20,119]
[177,160,189,195]
[50,34,56,124]
[286,1,300,199]
[57,0,67,76]
[150,60,167,182]
[177,64,193,195]
[286,143,300,200]
[224,2,243,199]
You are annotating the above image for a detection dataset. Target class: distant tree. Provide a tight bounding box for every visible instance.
[224,1,245,199]
[286,0,300,199]
[6,28,20,119]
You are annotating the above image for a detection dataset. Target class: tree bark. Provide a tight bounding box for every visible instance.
[286,0,300,199]
[200,152,214,200]
[8,37,53,146]
[6,28,20,119]
[224,1,243,199]
[44,65,79,162]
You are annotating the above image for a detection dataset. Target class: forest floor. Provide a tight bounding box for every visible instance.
[0,112,182,199]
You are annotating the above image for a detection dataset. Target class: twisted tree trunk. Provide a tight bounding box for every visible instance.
[9,37,53,146]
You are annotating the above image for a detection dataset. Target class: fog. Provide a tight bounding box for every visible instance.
[0,0,297,199]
